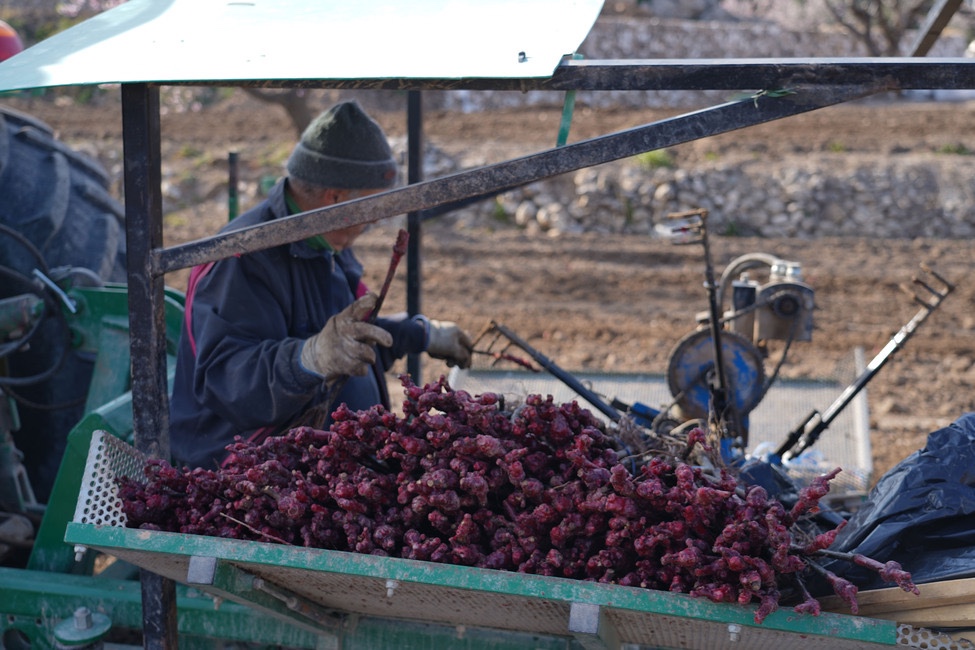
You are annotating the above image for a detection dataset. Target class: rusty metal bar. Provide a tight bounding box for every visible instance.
[121,83,169,461]
[545,57,975,91]
[121,83,178,650]
[153,83,880,276]
[406,90,424,381]
[166,58,975,92]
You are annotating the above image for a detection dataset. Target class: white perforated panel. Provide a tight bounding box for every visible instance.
[73,430,146,527]
[897,625,975,650]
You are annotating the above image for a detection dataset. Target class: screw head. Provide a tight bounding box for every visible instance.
[728,623,742,642]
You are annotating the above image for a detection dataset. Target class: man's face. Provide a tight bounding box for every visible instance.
[319,188,384,251]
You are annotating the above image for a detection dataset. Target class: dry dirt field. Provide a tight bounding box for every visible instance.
[7,91,974,486]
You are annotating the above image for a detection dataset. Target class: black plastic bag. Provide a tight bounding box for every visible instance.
[822,412,975,589]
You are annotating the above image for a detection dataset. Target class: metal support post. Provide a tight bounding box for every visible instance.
[121,82,178,650]
[406,90,424,381]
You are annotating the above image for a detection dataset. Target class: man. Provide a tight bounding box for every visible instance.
[169,100,472,469]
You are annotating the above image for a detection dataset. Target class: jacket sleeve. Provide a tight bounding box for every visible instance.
[374,313,429,370]
[186,253,323,432]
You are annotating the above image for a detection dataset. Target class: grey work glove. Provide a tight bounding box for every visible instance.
[300,293,393,383]
[426,319,473,369]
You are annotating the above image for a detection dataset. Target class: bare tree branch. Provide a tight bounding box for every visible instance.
[823,0,938,56]
[240,88,315,137]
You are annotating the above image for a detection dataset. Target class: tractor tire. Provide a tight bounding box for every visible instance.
[0,105,127,504]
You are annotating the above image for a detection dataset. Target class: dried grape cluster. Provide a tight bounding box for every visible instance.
[118,376,916,624]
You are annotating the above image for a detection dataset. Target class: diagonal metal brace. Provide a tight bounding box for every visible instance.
[187,555,347,637]
[155,83,883,275]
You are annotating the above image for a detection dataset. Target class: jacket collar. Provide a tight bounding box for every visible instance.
[271,179,334,260]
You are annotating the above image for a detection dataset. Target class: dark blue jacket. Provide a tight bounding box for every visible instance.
[169,179,426,469]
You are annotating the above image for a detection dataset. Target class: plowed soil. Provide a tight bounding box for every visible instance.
[7,90,974,485]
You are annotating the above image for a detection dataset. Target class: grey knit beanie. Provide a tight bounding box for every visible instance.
[286,101,398,190]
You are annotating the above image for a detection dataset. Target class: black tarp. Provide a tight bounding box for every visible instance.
[822,412,975,589]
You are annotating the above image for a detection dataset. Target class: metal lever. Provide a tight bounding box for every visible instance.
[667,209,743,449]
[32,268,77,314]
[480,321,623,423]
[777,263,954,461]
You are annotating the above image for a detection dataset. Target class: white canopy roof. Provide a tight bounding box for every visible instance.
[0,0,604,92]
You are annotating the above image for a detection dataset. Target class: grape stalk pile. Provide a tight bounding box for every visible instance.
[118,376,918,624]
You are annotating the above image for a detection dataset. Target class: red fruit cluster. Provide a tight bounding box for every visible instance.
[118,376,914,624]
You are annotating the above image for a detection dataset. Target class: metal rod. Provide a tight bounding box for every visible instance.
[698,215,733,434]
[122,81,177,650]
[159,58,975,92]
[545,57,975,91]
[228,151,239,221]
[406,90,423,381]
[489,321,621,423]
[121,84,170,461]
[139,570,178,650]
[251,577,344,632]
[668,209,743,443]
[909,0,964,57]
[778,266,954,460]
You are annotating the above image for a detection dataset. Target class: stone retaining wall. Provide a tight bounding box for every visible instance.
[423,18,974,239]
[464,155,975,240]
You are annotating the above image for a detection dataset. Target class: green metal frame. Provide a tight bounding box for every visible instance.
[66,284,184,412]
[1,284,327,650]
[64,522,900,649]
[0,567,322,650]
[27,284,185,573]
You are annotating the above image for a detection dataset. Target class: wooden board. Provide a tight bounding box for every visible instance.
[821,578,975,627]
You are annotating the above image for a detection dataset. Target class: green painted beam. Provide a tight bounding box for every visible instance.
[64,523,900,647]
[0,568,322,650]
[185,555,344,636]
[1,566,583,650]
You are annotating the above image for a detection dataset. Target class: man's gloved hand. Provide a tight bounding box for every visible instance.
[300,293,393,383]
[427,319,473,369]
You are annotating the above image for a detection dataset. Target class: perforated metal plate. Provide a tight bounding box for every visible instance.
[73,429,147,527]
